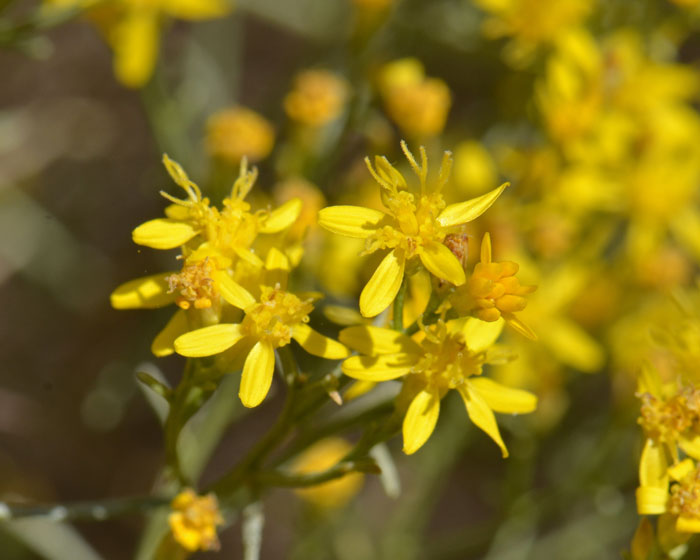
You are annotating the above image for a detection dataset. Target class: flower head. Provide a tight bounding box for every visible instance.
[319,142,508,317]
[378,58,451,138]
[339,317,536,454]
[451,233,537,339]
[284,70,349,128]
[173,274,349,407]
[168,489,224,552]
[206,106,275,164]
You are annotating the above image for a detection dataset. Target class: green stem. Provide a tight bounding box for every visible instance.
[206,348,300,497]
[254,458,377,489]
[393,277,408,331]
[0,495,170,522]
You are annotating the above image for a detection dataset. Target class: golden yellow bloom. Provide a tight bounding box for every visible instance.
[132,155,300,261]
[451,233,536,338]
[46,0,232,88]
[378,58,451,138]
[173,277,349,407]
[206,107,275,164]
[168,489,223,552]
[284,70,349,128]
[340,318,536,455]
[319,142,508,317]
[453,141,499,197]
[473,0,593,64]
[292,438,364,509]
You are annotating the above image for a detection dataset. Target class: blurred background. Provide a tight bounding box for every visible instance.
[2,0,700,557]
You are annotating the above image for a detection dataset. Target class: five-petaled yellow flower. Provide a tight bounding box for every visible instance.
[318,142,508,317]
[173,266,349,408]
[339,317,536,455]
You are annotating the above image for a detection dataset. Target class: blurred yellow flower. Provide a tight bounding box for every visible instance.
[206,107,275,164]
[473,0,593,64]
[319,142,508,317]
[340,318,536,455]
[378,58,451,138]
[46,0,232,87]
[168,489,223,552]
[292,438,364,509]
[284,70,349,128]
[453,141,499,197]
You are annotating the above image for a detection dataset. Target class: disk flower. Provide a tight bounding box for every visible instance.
[318,142,508,317]
[168,489,223,552]
[451,233,537,339]
[132,155,301,262]
[173,277,349,407]
[339,318,536,455]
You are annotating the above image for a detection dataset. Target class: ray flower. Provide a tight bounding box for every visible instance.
[173,276,349,408]
[339,317,536,455]
[318,141,508,318]
[133,155,302,263]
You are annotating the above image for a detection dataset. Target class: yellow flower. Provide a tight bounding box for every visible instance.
[378,58,451,138]
[132,155,301,262]
[168,489,223,552]
[205,106,275,164]
[473,0,593,64]
[339,318,536,455]
[451,233,537,339]
[319,142,508,317]
[47,0,232,88]
[173,279,349,407]
[292,438,364,510]
[453,140,499,197]
[284,70,349,128]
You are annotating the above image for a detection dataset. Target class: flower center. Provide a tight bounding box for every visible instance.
[638,386,700,444]
[168,259,218,310]
[242,286,314,347]
[411,326,485,390]
[669,467,700,520]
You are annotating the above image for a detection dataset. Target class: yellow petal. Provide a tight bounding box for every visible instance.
[110,273,175,309]
[541,318,604,373]
[676,517,700,533]
[639,438,669,489]
[638,362,662,396]
[111,8,159,88]
[419,241,466,285]
[505,315,538,341]
[132,219,199,249]
[636,486,668,515]
[292,323,349,359]
[162,0,231,20]
[360,250,405,318]
[339,326,421,356]
[259,199,303,233]
[480,232,492,264]
[402,387,441,455]
[680,435,700,461]
[437,182,509,227]
[459,383,508,458]
[212,270,255,309]
[344,380,377,401]
[265,247,291,271]
[323,304,366,326]
[318,206,386,238]
[460,317,504,352]
[469,378,537,414]
[165,203,190,220]
[174,324,245,357]
[239,340,275,408]
[341,354,413,381]
[151,310,188,357]
[668,459,695,481]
